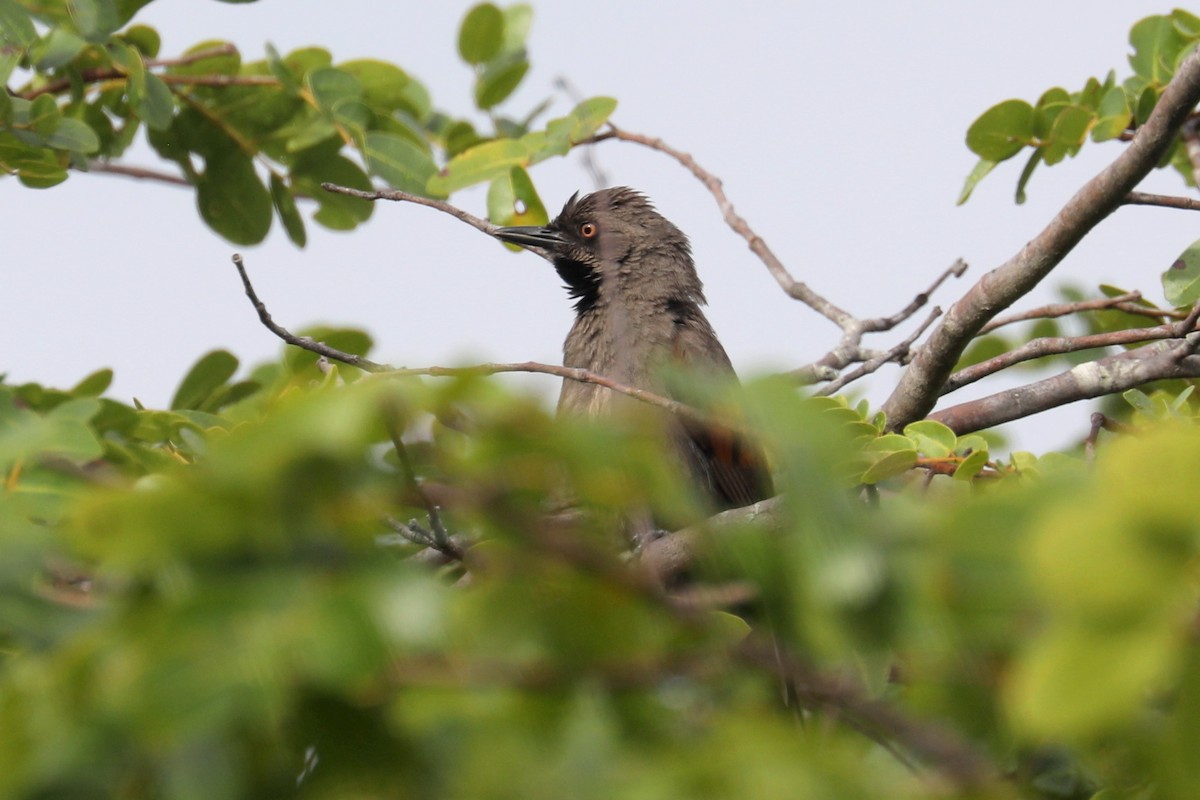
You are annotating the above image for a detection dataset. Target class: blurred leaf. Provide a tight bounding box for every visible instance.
[475,55,528,109]
[171,350,239,411]
[1163,239,1200,306]
[269,173,307,247]
[458,3,504,64]
[957,158,996,205]
[196,150,273,244]
[71,368,113,397]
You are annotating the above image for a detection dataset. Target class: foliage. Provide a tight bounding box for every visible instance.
[959,9,1200,207]
[6,3,1200,799]
[0,0,614,245]
[3,341,1200,798]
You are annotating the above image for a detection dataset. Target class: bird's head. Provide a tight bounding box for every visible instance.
[496,187,705,312]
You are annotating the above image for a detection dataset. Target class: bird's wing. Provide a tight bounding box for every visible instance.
[667,311,775,510]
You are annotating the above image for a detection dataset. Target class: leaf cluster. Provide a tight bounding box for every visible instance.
[0,0,615,245]
[959,10,1200,204]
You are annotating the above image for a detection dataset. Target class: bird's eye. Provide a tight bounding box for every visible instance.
[579,222,598,239]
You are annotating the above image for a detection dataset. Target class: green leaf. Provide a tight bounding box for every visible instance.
[171,350,240,411]
[1129,15,1188,85]
[903,420,957,458]
[363,131,438,195]
[29,95,62,138]
[861,450,918,484]
[196,151,273,245]
[501,3,533,54]
[953,449,989,481]
[569,96,617,142]
[269,173,307,248]
[1091,86,1131,142]
[1162,239,1200,307]
[71,368,114,397]
[966,99,1034,161]
[47,117,101,153]
[339,59,411,114]
[1041,105,1095,165]
[458,3,504,65]
[475,55,529,110]
[957,157,997,205]
[427,138,530,195]
[307,67,369,131]
[292,148,373,230]
[135,72,174,130]
[1014,149,1041,204]
[119,23,160,57]
[31,28,87,69]
[487,165,547,232]
[69,0,121,42]
[0,0,37,47]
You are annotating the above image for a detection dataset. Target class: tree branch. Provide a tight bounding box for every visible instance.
[978,291,1142,334]
[1123,190,1200,212]
[943,316,1200,394]
[87,161,191,187]
[882,48,1200,430]
[588,125,856,326]
[930,333,1200,434]
[230,253,719,429]
[815,306,943,396]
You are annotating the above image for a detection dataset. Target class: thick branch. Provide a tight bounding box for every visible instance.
[882,49,1200,429]
[930,333,1200,434]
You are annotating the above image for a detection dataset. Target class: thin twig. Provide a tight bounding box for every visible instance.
[321,183,496,236]
[1123,191,1200,212]
[87,162,191,187]
[870,260,966,331]
[816,306,943,396]
[383,402,462,561]
[978,292,1143,334]
[586,126,855,327]
[231,254,389,372]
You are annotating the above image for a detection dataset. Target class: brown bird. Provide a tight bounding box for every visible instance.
[495,187,773,516]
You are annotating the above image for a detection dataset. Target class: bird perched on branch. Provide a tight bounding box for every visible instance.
[495,187,774,519]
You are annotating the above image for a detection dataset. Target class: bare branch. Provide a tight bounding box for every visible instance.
[588,126,856,327]
[230,253,722,429]
[87,162,191,187]
[882,49,1200,430]
[816,306,943,396]
[943,316,1200,394]
[232,253,390,372]
[979,291,1142,334]
[1123,190,1200,212]
[930,333,1200,434]
[790,260,968,385]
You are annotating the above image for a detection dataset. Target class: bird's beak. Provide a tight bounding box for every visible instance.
[494,225,565,250]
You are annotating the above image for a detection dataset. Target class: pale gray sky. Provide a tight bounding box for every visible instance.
[4,1,1191,449]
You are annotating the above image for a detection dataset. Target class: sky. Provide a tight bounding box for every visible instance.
[4,1,1195,451]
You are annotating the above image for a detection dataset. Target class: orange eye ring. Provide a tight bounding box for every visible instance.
[580,222,598,239]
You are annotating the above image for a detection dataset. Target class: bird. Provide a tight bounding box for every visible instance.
[495,187,774,521]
